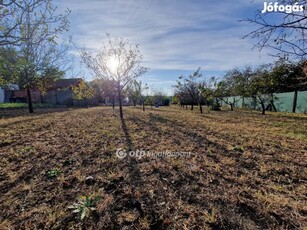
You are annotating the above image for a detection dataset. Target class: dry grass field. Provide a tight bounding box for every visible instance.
[0,106,306,229]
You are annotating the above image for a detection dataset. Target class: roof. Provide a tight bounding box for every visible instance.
[48,78,83,91]
[11,90,40,98]
[11,90,27,98]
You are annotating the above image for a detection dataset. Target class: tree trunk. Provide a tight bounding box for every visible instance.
[199,103,203,114]
[270,93,277,112]
[112,96,115,109]
[232,98,236,111]
[252,97,257,110]
[230,103,234,111]
[118,89,123,119]
[26,87,34,113]
[260,102,265,115]
[292,90,298,113]
[216,98,220,108]
[142,101,145,111]
[271,101,277,112]
[133,100,136,107]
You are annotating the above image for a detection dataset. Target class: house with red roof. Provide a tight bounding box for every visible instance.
[6,78,91,105]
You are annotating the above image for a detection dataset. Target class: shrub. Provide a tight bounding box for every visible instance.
[210,103,221,111]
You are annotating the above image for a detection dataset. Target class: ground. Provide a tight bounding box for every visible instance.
[0,106,306,229]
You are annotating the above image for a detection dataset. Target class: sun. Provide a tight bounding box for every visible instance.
[107,55,120,75]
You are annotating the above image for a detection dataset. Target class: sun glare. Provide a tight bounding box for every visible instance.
[107,56,120,75]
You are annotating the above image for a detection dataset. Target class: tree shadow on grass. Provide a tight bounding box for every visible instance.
[120,116,141,181]
[120,118,133,151]
[119,117,144,216]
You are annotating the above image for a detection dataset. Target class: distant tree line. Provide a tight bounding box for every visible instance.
[89,78,170,110]
[174,59,307,115]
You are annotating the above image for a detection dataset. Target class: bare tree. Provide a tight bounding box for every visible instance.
[199,76,216,113]
[215,67,252,111]
[242,0,307,60]
[175,68,215,114]
[80,35,148,118]
[126,80,148,111]
[0,0,70,46]
[126,80,142,107]
[174,69,201,111]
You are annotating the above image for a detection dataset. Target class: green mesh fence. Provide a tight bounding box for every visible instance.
[274,92,294,113]
[220,96,243,108]
[242,97,256,109]
[219,98,232,107]
[234,96,242,107]
[297,91,307,114]
[220,90,307,114]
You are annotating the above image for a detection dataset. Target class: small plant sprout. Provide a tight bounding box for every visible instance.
[46,169,62,178]
[68,195,100,220]
[230,146,244,153]
[203,207,218,225]
[18,146,32,153]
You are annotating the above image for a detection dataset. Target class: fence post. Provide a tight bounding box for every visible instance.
[292,90,298,113]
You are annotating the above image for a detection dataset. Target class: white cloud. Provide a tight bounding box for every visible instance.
[55,0,274,92]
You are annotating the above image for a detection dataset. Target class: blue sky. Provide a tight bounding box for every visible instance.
[56,0,273,95]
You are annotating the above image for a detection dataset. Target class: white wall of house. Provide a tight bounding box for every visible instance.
[0,87,4,103]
